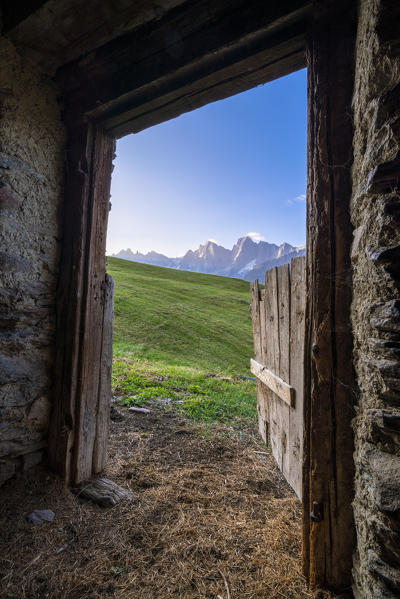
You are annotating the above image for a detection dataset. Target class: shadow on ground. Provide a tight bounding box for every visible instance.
[0,405,333,599]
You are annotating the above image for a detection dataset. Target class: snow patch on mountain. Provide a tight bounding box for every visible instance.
[238,259,257,276]
[112,235,305,281]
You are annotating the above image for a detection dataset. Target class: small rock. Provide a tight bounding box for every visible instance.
[156,397,173,404]
[128,406,151,414]
[27,509,55,525]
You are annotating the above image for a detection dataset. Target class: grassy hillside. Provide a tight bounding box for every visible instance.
[108,257,253,375]
[107,257,257,426]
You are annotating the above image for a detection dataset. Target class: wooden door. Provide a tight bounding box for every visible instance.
[250,256,306,499]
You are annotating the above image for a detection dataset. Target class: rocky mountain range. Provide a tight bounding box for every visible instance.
[112,236,305,282]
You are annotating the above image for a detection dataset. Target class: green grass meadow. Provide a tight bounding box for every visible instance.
[107,257,257,426]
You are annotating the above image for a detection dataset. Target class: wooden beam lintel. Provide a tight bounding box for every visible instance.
[58,2,309,133]
[250,358,295,408]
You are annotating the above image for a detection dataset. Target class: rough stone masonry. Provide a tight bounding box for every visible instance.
[0,37,66,484]
[351,0,400,597]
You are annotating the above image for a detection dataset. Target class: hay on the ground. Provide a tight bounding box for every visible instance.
[0,407,335,599]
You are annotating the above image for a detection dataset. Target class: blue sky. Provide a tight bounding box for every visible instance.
[107,68,307,256]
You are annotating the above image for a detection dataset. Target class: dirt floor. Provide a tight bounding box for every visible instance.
[0,406,333,599]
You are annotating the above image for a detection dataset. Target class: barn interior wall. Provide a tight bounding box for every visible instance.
[0,37,66,485]
[351,0,400,596]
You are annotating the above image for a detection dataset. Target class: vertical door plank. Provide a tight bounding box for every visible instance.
[264,267,283,469]
[93,273,115,474]
[263,270,274,447]
[71,130,115,484]
[258,297,270,442]
[289,256,306,499]
[259,297,266,406]
[250,281,261,362]
[251,282,268,442]
[277,264,291,480]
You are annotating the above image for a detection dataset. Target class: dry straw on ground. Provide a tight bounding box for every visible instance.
[0,407,335,599]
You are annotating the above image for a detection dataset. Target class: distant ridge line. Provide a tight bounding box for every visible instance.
[112,235,305,282]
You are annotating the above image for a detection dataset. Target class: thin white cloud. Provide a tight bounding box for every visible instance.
[245,232,265,242]
[286,193,306,206]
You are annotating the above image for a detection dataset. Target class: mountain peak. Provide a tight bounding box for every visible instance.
[277,242,295,258]
[112,235,305,280]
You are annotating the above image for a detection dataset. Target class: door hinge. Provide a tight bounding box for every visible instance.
[310,501,323,522]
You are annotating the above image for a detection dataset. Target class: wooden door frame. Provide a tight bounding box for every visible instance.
[49,1,358,592]
[48,124,115,485]
[302,12,357,593]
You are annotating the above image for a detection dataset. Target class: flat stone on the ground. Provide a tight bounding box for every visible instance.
[26,509,55,525]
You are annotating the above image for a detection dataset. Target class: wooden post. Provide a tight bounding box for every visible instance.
[303,7,357,592]
[49,124,115,485]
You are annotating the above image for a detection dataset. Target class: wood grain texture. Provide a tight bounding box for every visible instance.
[56,0,310,136]
[277,264,291,480]
[251,258,305,499]
[289,256,306,499]
[71,130,115,484]
[49,126,115,485]
[258,298,270,441]
[263,268,279,462]
[250,359,295,407]
[93,273,115,474]
[264,267,288,471]
[303,7,357,592]
[48,123,94,483]
[250,281,262,362]
[73,477,132,507]
[250,281,269,443]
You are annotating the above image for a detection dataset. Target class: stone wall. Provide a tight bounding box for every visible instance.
[0,37,65,484]
[351,0,400,596]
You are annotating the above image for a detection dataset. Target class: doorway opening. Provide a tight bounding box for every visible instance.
[103,70,309,597]
[0,3,359,596]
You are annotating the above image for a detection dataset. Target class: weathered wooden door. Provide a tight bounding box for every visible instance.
[250,256,306,498]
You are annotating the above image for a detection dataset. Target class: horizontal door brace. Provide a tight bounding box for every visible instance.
[250,358,295,408]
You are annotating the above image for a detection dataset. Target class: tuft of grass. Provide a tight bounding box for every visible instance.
[112,358,256,426]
